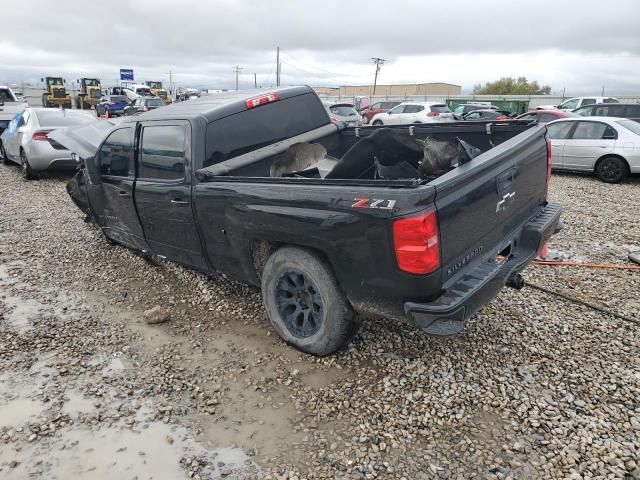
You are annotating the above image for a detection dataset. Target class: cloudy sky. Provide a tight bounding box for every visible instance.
[1,0,639,95]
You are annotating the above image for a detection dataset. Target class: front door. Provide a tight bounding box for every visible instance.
[545,121,576,169]
[92,126,149,250]
[562,121,616,171]
[133,121,206,270]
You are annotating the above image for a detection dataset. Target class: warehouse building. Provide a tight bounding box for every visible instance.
[314,82,461,97]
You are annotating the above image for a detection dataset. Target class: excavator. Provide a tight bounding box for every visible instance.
[41,77,72,109]
[144,81,172,104]
[75,78,102,110]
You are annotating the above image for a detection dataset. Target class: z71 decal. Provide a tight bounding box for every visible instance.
[352,198,397,210]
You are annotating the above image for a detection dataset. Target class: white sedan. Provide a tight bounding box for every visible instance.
[546,117,640,183]
[370,102,454,126]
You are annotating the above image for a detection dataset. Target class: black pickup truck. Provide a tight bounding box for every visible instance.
[52,86,561,356]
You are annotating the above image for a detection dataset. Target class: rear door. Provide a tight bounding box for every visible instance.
[561,120,616,171]
[92,126,149,250]
[546,121,575,168]
[134,120,206,269]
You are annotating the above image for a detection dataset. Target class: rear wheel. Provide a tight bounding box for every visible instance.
[595,156,628,183]
[372,120,383,126]
[261,247,355,356]
[20,150,38,180]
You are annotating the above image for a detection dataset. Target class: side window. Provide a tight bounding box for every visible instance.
[625,105,640,117]
[403,105,421,113]
[20,110,30,126]
[605,105,625,117]
[539,113,558,123]
[574,106,592,117]
[370,103,381,110]
[571,121,608,140]
[139,125,186,180]
[465,112,481,119]
[594,106,609,116]
[546,122,573,139]
[388,105,406,114]
[581,98,596,106]
[519,114,536,120]
[97,128,134,177]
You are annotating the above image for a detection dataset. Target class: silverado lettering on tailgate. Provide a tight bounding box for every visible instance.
[446,245,484,277]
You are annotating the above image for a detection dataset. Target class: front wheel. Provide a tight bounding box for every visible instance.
[596,156,628,183]
[372,120,383,126]
[20,150,38,180]
[261,247,355,356]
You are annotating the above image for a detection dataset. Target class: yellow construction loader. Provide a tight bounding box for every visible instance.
[145,81,172,104]
[41,77,72,109]
[75,78,102,110]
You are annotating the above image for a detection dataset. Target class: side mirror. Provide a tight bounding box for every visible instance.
[40,78,44,82]
[71,153,85,169]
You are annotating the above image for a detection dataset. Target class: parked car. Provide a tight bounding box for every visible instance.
[360,101,402,124]
[572,103,640,122]
[370,102,454,126]
[0,108,97,179]
[462,109,510,121]
[546,117,640,183]
[124,96,166,115]
[0,86,27,135]
[96,95,130,118]
[323,102,362,126]
[52,86,560,356]
[538,96,619,111]
[12,91,26,102]
[452,103,498,119]
[516,110,579,123]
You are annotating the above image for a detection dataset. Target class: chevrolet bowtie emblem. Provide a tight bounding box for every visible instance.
[496,192,516,213]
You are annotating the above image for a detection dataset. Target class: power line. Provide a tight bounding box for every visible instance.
[232,65,243,91]
[371,57,385,95]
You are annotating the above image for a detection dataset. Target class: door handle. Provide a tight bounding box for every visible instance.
[170,199,189,206]
[118,190,130,197]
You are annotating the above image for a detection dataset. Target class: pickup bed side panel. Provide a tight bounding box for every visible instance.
[194,182,439,319]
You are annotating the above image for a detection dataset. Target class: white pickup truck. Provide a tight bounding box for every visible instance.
[0,86,27,135]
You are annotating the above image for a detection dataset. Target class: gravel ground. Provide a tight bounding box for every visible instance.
[0,164,638,480]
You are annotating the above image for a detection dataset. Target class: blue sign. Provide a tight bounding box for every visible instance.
[120,69,134,81]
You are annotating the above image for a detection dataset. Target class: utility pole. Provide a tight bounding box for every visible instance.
[276,47,281,87]
[169,70,173,96]
[254,72,257,89]
[601,86,605,96]
[371,57,385,96]
[233,65,243,91]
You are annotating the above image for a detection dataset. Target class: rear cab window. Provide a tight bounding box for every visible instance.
[430,105,451,113]
[205,93,329,167]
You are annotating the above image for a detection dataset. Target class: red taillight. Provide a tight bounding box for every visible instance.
[143,106,149,112]
[545,138,552,199]
[330,116,338,124]
[393,211,440,274]
[32,131,49,141]
[427,111,439,117]
[245,92,280,109]
[496,115,508,120]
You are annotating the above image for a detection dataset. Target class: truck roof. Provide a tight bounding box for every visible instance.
[119,85,314,124]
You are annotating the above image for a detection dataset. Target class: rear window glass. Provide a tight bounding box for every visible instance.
[110,96,128,103]
[617,119,640,136]
[146,98,165,107]
[430,105,451,113]
[205,93,328,167]
[381,102,400,109]
[329,105,358,117]
[36,110,96,127]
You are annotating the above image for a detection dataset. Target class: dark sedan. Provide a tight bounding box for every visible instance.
[572,103,640,123]
[124,96,166,116]
[462,109,510,121]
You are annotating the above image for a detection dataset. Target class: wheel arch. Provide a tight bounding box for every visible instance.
[594,153,630,174]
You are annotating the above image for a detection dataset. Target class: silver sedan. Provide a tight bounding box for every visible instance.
[546,117,640,183]
[1,107,98,179]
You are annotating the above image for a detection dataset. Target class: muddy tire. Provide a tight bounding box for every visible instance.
[595,156,628,183]
[372,120,383,126]
[261,246,354,356]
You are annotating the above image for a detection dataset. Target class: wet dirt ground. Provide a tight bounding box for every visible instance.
[0,165,639,479]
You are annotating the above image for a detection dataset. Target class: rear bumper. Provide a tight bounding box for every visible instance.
[404,203,562,335]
